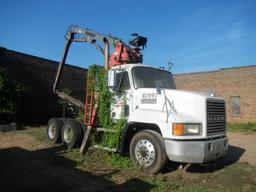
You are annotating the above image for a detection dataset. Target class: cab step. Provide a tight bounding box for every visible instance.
[93,144,118,152]
[95,127,117,133]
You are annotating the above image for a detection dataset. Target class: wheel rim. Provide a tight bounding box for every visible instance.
[135,139,155,167]
[48,123,56,139]
[64,126,73,143]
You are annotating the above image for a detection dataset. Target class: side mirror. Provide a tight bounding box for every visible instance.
[107,70,117,88]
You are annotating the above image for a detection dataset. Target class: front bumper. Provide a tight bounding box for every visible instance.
[165,137,228,163]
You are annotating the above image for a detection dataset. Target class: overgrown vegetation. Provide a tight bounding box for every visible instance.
[83,65,131,166]
[0,68,26,124]
[227,122,256,132]
[106,153,132,168]
[86,65,127,149]
[0,67,65,125]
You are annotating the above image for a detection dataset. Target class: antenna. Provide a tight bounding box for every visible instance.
[168,59,173,71]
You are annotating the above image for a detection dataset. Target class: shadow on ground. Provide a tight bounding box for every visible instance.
[184,145,245,173]
[0,146,154,192]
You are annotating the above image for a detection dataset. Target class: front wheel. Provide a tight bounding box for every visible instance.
[130,130,168,174]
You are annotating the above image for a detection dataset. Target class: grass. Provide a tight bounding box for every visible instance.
[227,122,256,132]
[23,126,50,142]
[6,127,256,192]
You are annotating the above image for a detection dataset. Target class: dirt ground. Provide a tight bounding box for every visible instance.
[0,129,255,192]
[227,132,256,166]
[1,131,255,166]
[0,131,134,192]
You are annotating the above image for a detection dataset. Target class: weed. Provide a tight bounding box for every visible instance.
[106,153,132,168]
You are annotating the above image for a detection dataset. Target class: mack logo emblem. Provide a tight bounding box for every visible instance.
[208,115,225,121]
[141,93,157,104]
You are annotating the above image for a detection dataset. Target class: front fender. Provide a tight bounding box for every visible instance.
[129,108,166,127]
[129,108,204,139]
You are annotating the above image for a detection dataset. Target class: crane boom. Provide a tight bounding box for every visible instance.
[53,25,146,109]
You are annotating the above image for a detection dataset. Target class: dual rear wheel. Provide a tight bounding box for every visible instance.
[47,118,83,149]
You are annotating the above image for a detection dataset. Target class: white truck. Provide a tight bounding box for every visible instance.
[47,26,228,174]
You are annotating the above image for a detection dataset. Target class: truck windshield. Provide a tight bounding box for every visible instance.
[132,66,176,89]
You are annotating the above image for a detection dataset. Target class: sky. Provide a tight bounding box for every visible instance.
[0,0,255,74]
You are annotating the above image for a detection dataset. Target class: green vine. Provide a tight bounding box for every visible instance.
[87,65,127,148]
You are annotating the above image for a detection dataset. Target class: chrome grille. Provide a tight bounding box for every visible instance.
[207,99,226,136]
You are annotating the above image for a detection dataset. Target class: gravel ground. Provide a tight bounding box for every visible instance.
[227,131,256,166]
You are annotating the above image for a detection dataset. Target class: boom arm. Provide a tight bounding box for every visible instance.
[53,25,146,109]
[53,25,121,109]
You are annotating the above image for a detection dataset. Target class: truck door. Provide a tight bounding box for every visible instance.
[111,71,132,119]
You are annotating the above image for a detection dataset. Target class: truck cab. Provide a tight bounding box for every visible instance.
[108,63,228,173]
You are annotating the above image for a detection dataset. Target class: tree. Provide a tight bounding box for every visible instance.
[0,68,25,123]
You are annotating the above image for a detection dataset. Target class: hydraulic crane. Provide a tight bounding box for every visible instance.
[52,25,147,153]
[47,25,228,174]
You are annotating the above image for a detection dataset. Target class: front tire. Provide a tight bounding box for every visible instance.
[62,120,83,149]
[130,130,168,174]
[47,118,63,144]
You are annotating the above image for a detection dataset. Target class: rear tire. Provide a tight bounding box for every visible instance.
[47,118,63,144]
[130,130,168,174]
[62,120,83,149]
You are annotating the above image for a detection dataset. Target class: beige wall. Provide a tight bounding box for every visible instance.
[174,66,256,123]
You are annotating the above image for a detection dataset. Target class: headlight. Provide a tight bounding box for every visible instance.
[172,123,202,136]
[183,124,201,135]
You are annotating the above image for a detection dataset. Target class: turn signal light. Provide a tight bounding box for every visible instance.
[172,123,184,136]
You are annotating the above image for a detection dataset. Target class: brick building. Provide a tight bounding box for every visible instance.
[174,65,256,123]
[0,47,87,100]
[0,47,87,124]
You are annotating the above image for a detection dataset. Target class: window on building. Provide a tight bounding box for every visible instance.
[230,96,240,116]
